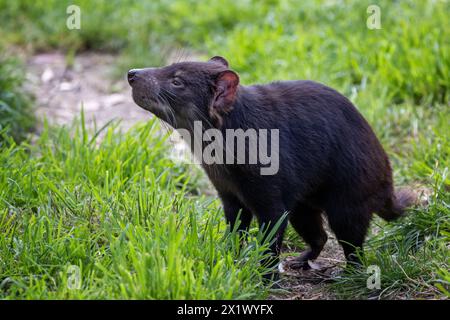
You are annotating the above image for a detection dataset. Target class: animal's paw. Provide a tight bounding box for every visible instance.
[285,250,314,270]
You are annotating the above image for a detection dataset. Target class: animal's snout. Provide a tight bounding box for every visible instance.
[127,69,139,85]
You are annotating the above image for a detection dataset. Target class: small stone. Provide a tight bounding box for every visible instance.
[60,82,75,91]
[103,94,125,107]
[41,68,54,83]
[78,101,101,112]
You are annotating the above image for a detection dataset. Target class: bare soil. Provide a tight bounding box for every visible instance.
[26,52,150,131]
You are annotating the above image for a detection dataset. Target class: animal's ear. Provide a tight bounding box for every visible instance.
[208,56,229,68]
[213,70,239,112]
[209,70,239,127]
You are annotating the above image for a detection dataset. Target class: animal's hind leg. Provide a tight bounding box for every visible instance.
[326,203,372,266]
[289,203,328,270]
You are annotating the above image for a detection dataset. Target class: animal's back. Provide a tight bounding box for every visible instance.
[233,80,393,212]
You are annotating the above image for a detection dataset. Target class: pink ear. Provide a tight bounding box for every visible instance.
[213,70,239,112]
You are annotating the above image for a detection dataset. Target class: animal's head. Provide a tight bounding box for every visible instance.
[128,56,239,128]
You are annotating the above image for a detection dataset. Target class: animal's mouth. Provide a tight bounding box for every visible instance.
[130,87,178,126]
[131,88,158,110]
[143,96,158,106]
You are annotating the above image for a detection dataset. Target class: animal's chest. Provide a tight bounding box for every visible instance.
[203,164,236,190]
[202,163,271,212]
[202,164,247,197]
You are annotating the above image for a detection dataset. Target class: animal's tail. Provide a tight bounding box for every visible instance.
[377,188,418,221]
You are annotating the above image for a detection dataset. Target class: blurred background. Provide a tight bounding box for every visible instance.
[0,0,448,300]
[1,0,449,139]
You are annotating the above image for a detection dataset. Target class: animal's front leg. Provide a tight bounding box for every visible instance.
[220,192,253,236]
[256,207,288,281]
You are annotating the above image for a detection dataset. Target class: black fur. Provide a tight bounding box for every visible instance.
[128,57,414,273]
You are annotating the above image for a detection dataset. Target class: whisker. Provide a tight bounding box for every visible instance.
[156,92,177,128]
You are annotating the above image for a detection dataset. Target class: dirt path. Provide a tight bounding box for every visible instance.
[26,52,150,131]
[25,52,344,299]
[274,230,344,299]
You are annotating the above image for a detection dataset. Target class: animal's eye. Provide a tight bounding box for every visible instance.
[171,79,183,87]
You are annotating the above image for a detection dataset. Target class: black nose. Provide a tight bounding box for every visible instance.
[127,69,138,85]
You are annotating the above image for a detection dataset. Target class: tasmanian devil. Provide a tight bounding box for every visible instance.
[127,56,415,275]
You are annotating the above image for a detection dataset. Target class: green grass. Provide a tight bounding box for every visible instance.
[330,169,449,299]
[0,0,448,299]
[1,1,448,105]
[0,53,34,143]
[0,118,277,299]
